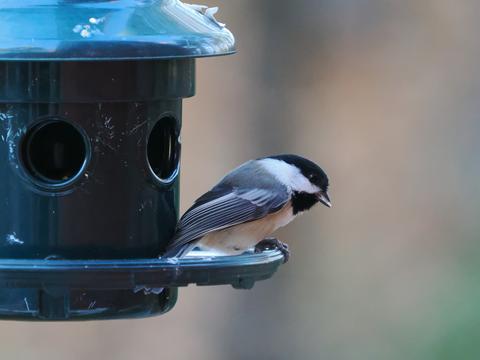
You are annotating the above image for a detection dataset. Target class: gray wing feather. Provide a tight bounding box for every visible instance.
[165,160,290,255]
[167,186,289,253]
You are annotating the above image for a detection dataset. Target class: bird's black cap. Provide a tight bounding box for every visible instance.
[267,154,329,191]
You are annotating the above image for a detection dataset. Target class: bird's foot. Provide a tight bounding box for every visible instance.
[255,237,290,263]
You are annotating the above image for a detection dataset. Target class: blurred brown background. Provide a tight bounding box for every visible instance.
[3,1,480,359]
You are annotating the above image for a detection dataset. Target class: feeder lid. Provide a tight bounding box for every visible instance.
[0,0,235,61]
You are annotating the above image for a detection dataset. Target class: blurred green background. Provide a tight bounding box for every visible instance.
[3,0,480,359]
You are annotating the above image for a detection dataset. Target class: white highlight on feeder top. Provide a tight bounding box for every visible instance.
[89,17,105,25]
[184,3,226,28]
[73,17,105,38]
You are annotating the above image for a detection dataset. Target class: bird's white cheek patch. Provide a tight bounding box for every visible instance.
[291,174,320,194]
[259,158,320,193]
[258,158,296,185]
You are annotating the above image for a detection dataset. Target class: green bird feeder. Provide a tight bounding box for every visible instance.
[0,0,284,320]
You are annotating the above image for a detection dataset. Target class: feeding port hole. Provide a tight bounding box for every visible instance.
[147,116,180,182]
[21,119,87,185]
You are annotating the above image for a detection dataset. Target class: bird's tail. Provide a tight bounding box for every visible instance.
[141,242,197,295]
[133,243,193,296]
[161,241,198,259]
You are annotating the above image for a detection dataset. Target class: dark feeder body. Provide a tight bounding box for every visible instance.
[0,0,284,321]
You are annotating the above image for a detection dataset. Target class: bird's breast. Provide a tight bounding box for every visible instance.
[197,202,295,255]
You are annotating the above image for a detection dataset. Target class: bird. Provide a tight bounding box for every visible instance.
[163,154,331,262]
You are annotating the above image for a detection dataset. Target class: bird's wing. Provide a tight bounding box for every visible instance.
[166,186,290,253]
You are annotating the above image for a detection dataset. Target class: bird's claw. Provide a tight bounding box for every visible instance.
[255,237,290,263]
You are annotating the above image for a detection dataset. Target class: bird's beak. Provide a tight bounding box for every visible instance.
[317,191,332,208]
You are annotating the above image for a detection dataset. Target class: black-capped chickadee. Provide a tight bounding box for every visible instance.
[163,154,331,262]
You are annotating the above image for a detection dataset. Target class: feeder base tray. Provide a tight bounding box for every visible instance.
[0,249,284,320]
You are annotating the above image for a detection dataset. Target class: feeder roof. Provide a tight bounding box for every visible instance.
[0,0,236,61]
